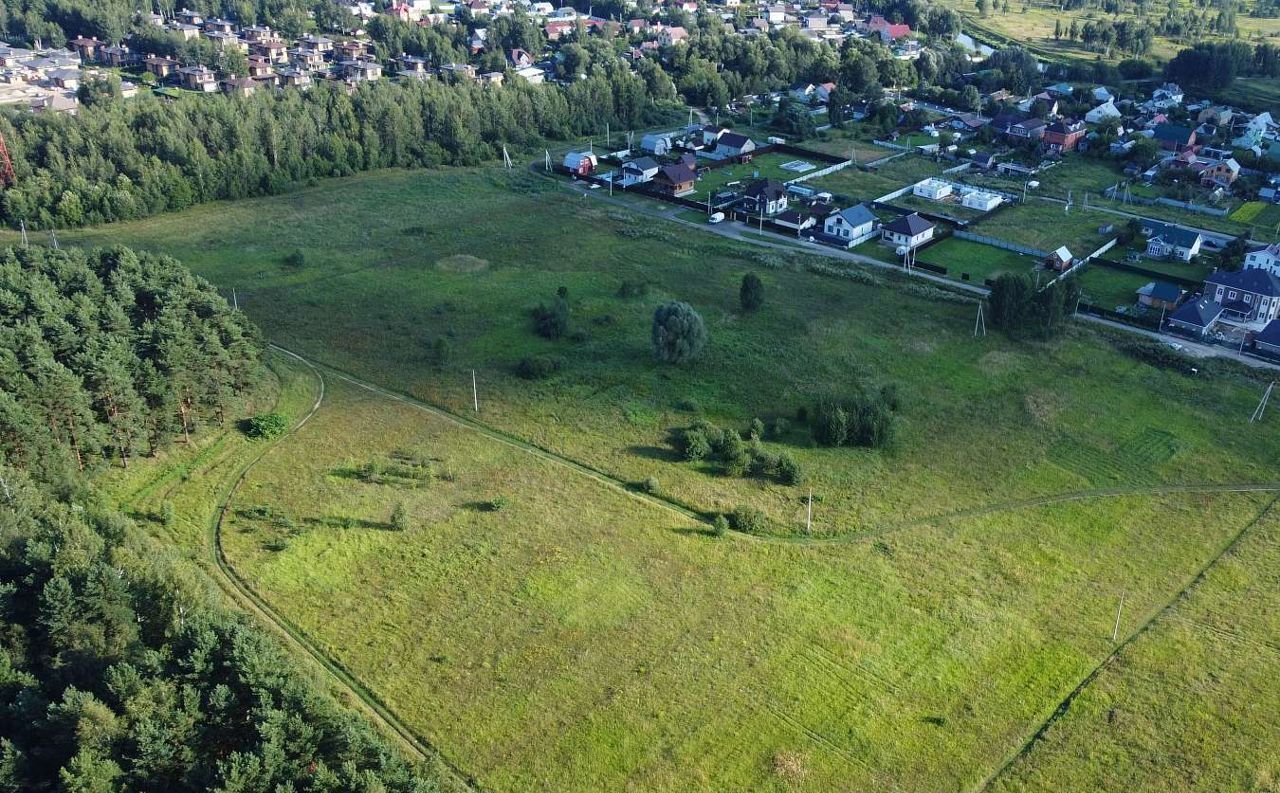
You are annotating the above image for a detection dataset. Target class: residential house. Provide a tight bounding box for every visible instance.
[438,63,477,80]
[715,132,756,161]
[1085,100,1121,124]
[1199,157,1240,189]
[254,38,289,64]
[968,151,996,170]
[774,208,819,232]
[1092,86,1114,103]
[563,151,598,176]
[221,76,257,96]
[340,59,382,82]
[144,55,179,79]
[1136,281,1183,310]
[396,53,430,76]
[1204,268,1280,326]
[204,18,237,33]
[515,66,545,84]
[247,55,274,78]
[1046,81,1074,98]
[175,9,204,25]
[278,68,312,88]
[822,203,878,246]
[1044,246,1073,271]
[334,39,368,61]
[1233,112,1273,149]
[1152,123,1196,153]
[171,23,201,41]
[1150,82,1183,109]
[913,179,951,200]
[298,35,335,55]
[1197,105,1234,127]
[240,25,275,43]
[1245,244,1280,275]
[654,162,697,195]
[205,31,247,51]
[866,15,911,42]
[509,48,534,68]
[1007,118,1046,141]
[1168,295,1223,336]
[177,65,217,91]
[292,48,326,69]
[101,45,139,68]
[743,179,788,215]
[621,156,660,185]
[1143,221,1203,261]
[961,190,1002,211]
[69,36,101,62]
[1255,319,1280,355]
[1043,119,1086,153]
[880,212,934,249]
[659,26,689,45]
[640,132,672,156]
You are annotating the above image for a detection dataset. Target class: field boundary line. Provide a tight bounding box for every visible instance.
[971,494,1280,793]
[209,348,483,792]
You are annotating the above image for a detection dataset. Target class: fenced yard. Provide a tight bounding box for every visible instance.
[968,200,1117,258]
[686,151,815,202]
[917,237,1039,283]
[811,155,951,203]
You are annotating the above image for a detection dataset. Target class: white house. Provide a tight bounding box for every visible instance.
[1245,243,1280,276]
[881,213,935,249]
[822,203,878,247]
[715,132,756,159]
[1143,220,1202,262]
[1085,100,1121,124]
[961,190,1002,211]
[515,65,545,84]
[621,156,660,185]
[744,179,788,215]
[640,132,672,156]
[913,178,952,200]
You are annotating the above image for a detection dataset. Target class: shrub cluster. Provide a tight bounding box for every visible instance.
[810,386,899,448]
[676,418,803,485]
[515,355,563,379]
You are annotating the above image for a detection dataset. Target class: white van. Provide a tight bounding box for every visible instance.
[708,212,725,224]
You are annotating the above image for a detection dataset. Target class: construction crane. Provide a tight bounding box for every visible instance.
[0,132,15,186]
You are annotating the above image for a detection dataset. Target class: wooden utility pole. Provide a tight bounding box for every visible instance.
[472,370,479,412]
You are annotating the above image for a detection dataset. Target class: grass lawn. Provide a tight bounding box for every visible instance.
[1217,76,1280,114]
[967,200,1117,255]
[918,237,1039,283]
[1076,264,1153,310]
[812,155,950,202]
[992,504,1280,792]
[1097,247,1214,284]
[891,193,987,222]
[686,152,810,202]
[799,127,897,164]
[42,165,1280,792]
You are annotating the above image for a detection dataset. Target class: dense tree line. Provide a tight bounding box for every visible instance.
[1164,40,1280,90]
[0,68,661,228]
[0,243,442,791]
[0,245,262,482]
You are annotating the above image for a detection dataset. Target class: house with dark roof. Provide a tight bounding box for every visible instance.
[1142,220,1203,262]
[773,208,819,232]
[822,203,878,247]
[654,162,697,195]
[1136,281,1184,310]
[621,156,660,185]
[881,213,935,249]
[1153,123,1197,153]
[715,132,756,161]
[1204,269,1280,326]
[1255,319,1280,355]
[1167,295,1223,336]
[1043,119,1086,153]
[1007,118,1046,141]
[743,179,788,215]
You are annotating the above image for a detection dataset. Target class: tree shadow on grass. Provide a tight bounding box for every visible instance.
[626,444,682,462]
[303,516,396,531]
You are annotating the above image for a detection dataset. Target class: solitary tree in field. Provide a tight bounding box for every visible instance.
[391,501,409,531]
[651,301,707,364]
[740,272,765,313]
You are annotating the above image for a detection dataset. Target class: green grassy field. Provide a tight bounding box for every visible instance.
[812,155,950,202]
[42,165,1280,792]
[1076,264,1153,309]
[918,237,1040,283]
[799,128,898,164]
[1217,76,1280,114]
[687,152,811,202]
[967,200,1117,255]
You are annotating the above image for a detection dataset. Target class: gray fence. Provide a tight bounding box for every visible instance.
[1103,187,1231,218]
[786,160,852,185]
[954,230,1048,258]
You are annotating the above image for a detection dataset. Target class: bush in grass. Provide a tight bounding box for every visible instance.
[776,452,803,485]
[770,416,790,438]
[431,337,451,368]
[245,412,288,440]
[515,355,562,379]
[484,496,507,512]
[730,506,768,534]
[532,295,570,339]
[679,427,712,461]
[390,501,409,531]
[282,249,307,268]
[749,417,765,441]
[643,476,660,494]
[160,500,175,527]
[711,514,729,537]
[740,272,765,313]
[812,390,897,449]
[719,429,751,477]
[617,279,649,299]
[651,301,707,364]
[676,396,701,413]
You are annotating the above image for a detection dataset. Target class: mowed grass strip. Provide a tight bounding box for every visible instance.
[918,237,1039,283]
[990,503,1280,793]
[225,372,1275,792]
